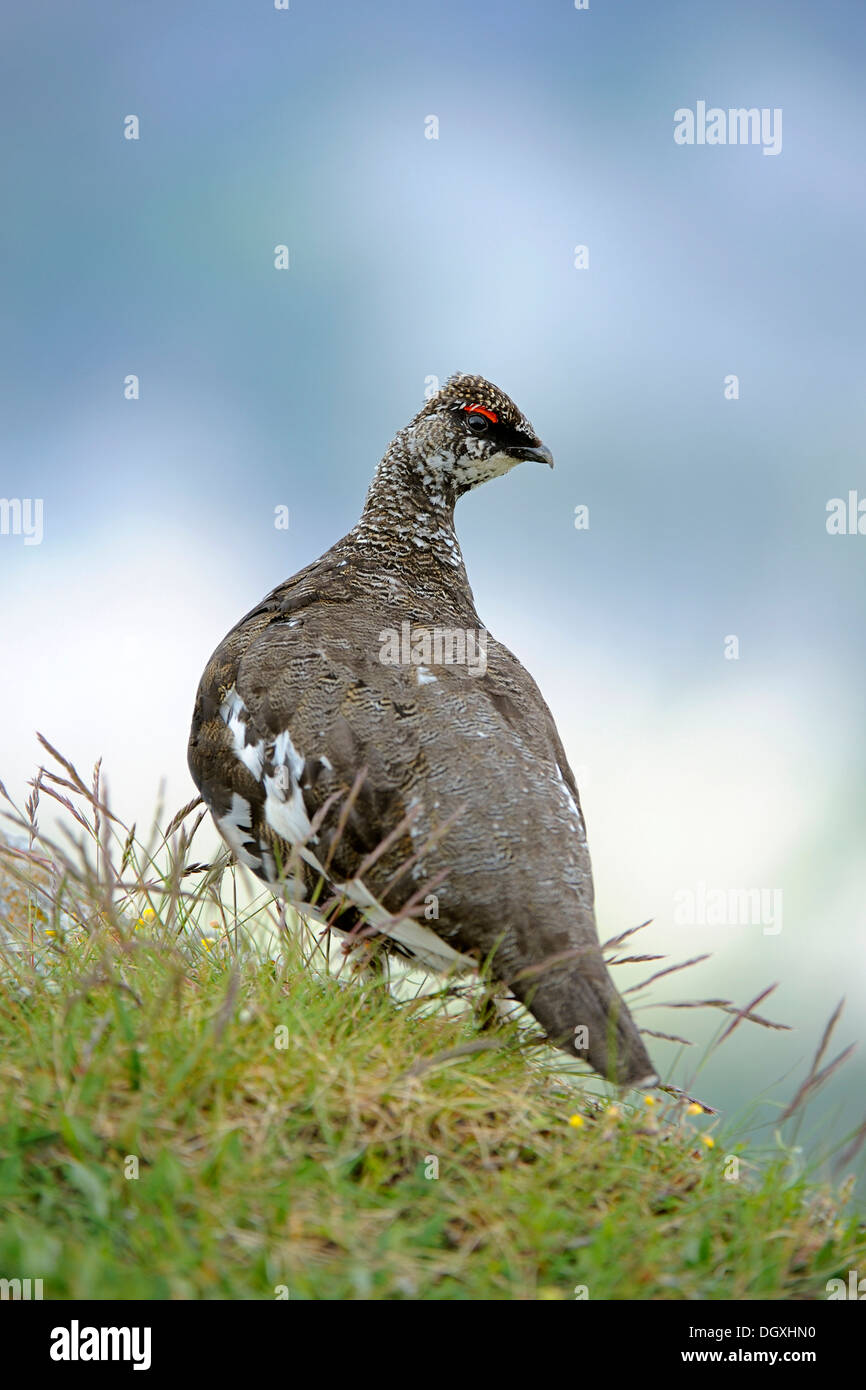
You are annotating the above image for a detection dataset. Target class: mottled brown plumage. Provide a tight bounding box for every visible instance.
[188,374,655,1087]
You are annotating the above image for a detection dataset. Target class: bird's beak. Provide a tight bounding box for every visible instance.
[507,443,554,469]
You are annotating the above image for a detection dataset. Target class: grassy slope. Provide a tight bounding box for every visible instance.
[0,752,863,1300]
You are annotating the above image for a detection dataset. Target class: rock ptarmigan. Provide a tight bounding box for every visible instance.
[188,374,656,1087]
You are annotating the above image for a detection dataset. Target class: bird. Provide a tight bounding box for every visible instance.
[188,374,656,1088]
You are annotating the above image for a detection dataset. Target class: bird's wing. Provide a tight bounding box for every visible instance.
[190,592,591,904]
[189,594,484,968]
[190,564,452,876]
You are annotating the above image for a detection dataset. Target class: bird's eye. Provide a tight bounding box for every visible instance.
[462,404,498,436]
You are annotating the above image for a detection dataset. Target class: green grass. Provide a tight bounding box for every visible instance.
[0,741,863,1300]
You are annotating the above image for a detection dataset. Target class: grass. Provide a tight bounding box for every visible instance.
[0,739,863,1300]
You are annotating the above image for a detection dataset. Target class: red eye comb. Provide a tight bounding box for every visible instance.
[464,404,498,423]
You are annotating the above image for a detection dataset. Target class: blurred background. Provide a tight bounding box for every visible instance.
[1,0,864,1176]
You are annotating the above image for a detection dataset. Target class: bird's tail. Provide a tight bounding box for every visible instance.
[508,948,657,1089]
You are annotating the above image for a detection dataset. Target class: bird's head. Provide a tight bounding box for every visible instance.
[400,374,554,502]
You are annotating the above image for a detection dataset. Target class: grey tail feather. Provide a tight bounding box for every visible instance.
[509,953,656,1089]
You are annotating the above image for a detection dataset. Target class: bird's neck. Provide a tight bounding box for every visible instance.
[351,441,469,583]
